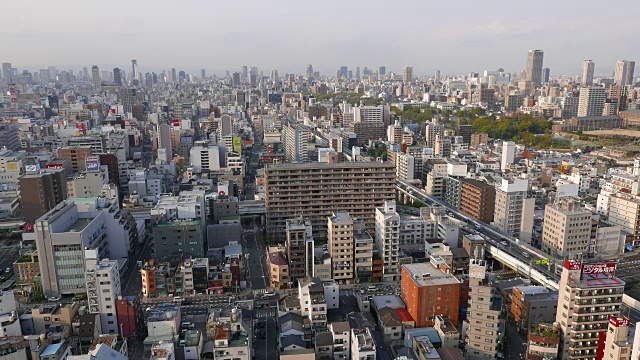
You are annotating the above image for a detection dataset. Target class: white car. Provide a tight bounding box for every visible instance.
[48,296,61,302]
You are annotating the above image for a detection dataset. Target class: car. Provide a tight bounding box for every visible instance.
[523,253,530,259]
[367,286,378,292]
[48,296,61,302]
[499,241,508,246]
[5,268,9,274]
[174,296,184,302]
[182,322,194,329]
[179,340,186,346]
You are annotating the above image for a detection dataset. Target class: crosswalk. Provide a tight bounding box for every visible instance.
[256,310,275,319]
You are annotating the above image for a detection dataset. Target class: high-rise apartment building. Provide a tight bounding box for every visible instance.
[577,86,607,117]
[402,66,413,84]
[375,201,400,281]
[501,141,515,171]
[285,218,314,285]
[614,60,635,86]
[19,168,68,224]
[460,179,496,223]
[328,212,355,283]
[541,199,591,260]
[607,193,640,248]
[91,65,100,89]
[264,161,396,241]
[581,60,595,86]
[85,256,121,334]
[493,178,535,243]
[556,260,625,360]
[466,255,503,360]
[282,122,310,162]
[425,123,445,148]
[526,50,544,88]
[602,316,633,360]
[119,87,137,114]
[542,68,550,84]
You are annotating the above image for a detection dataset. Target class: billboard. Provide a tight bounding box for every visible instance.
[6,162,18,171]
[85,156,100,172]
[76,122,86,135]
[45,163,64,169]
[582,262,616,275]
[609,316,630,328]
[124,120,131,127]
[25,164,39,173]
[173,119,180,127]
[564,259,582,270]
[233,137,242,154]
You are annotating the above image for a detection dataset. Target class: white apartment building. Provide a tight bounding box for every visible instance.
[501,141,515,171]
[466,258,503,360]
[282,123,310,162]
[541,199,592,260]
[396,153,415,181]
[329,322,351,360]
[85,255,121,334]
[608,194,640,248]
[189,142,221,172]
[352,105,385,123]
[298,278,331,330]
[67,166,109,198]
[556,260,625,360]
[603,316,632,360]
[577,86,607,117]
[387,122,403,145]
[493,178,535,243]
[375,201,400,281]
[350,328,376,360]
[398,209,436,250]
[353,221,374,282]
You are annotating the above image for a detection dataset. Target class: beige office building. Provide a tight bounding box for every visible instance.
[556,260,625,360]
[541,199,592,260]
[328,212,355,284]
[264,161,396,241]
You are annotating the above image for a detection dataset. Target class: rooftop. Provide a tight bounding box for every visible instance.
[403,263,460,287]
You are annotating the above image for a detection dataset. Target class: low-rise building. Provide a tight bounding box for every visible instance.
[350,328,376,360]
[526,323,559,360]
[510,286,559,334]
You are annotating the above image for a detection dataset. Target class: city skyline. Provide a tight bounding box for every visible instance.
[3,0,640,76]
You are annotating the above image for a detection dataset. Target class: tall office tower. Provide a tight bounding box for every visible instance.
[466,249,503,360]
[19,168,68,224]
[305,64,313,79]
[501,141,515,171]
[265,161,396,241]
[541,198,591,260]
[240,65,247,81]
[556,260,625,360]
[119,87,137,114]
[201,69,206,79]
[378,66,386,78]
[355,66,360,80]
[171,68,177,83]
[131,59,138,84]
[82,67,89,80]
[91,65,100,89]
[614,60,635,86]
[328,212,355,283]
[525,49,544,88]
[542,67,550,84]
[1,63,11,82]
[157,124,173,163]
[178,71,186,83]
[577,86,607,116]
[581,60,595,86]
[36,201,109,297]
[339,66,348,79]
[402,66,413,84]
[434,69,440,84]
[375,201,400,281]
[425,123,445,148]
[285,218,314,284]
[39,69,50,85]
[493,178,535,243]
[232,72,241,86]
[270,69,278,82]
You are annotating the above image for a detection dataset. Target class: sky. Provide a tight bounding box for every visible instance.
[3,0,640,77]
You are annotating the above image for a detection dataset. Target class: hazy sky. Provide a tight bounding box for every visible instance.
[4,0,640,77]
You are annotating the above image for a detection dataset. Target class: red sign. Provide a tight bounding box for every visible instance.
[609,316,630,327]
[45,163,64,169]
[124,120,131,126]
[173,119,180,127]
[582,263,616,275]
[564,260,582,270]
[76,122,86,135]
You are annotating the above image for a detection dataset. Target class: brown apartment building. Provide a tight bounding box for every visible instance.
[401,263,461,328]
[460,179,496,223]
[19,169,68,224]
[56,146,92,172]
[264,161,396,241]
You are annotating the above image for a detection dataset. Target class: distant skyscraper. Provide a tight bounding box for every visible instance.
[378,66,386,77]
[541,68,550,84]
[271,69,278,82]
[525,49,544,88]
[242,65,248,80]
[434,69,441,84]
[232,72,241,86]
[82,67,89,80]
[339,66,348,79]
[171,68,177,83]
[201,69,206,79]
[355,66,361,80]
[178,71,186,83]
[131,59,138,81]
[581,60,595,86]
[91,65,100,89]
[305,64,313,79]
[402,66,413,84]
[614,60,635,86]
[1,63,12,82]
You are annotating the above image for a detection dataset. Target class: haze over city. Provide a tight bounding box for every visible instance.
[4,0,640,75]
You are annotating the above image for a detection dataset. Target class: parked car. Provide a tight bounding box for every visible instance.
[48,296,61,302]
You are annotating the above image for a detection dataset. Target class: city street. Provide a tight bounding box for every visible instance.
[122,234,153,297]
[245,227,267,290]
[253,307,278,360]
